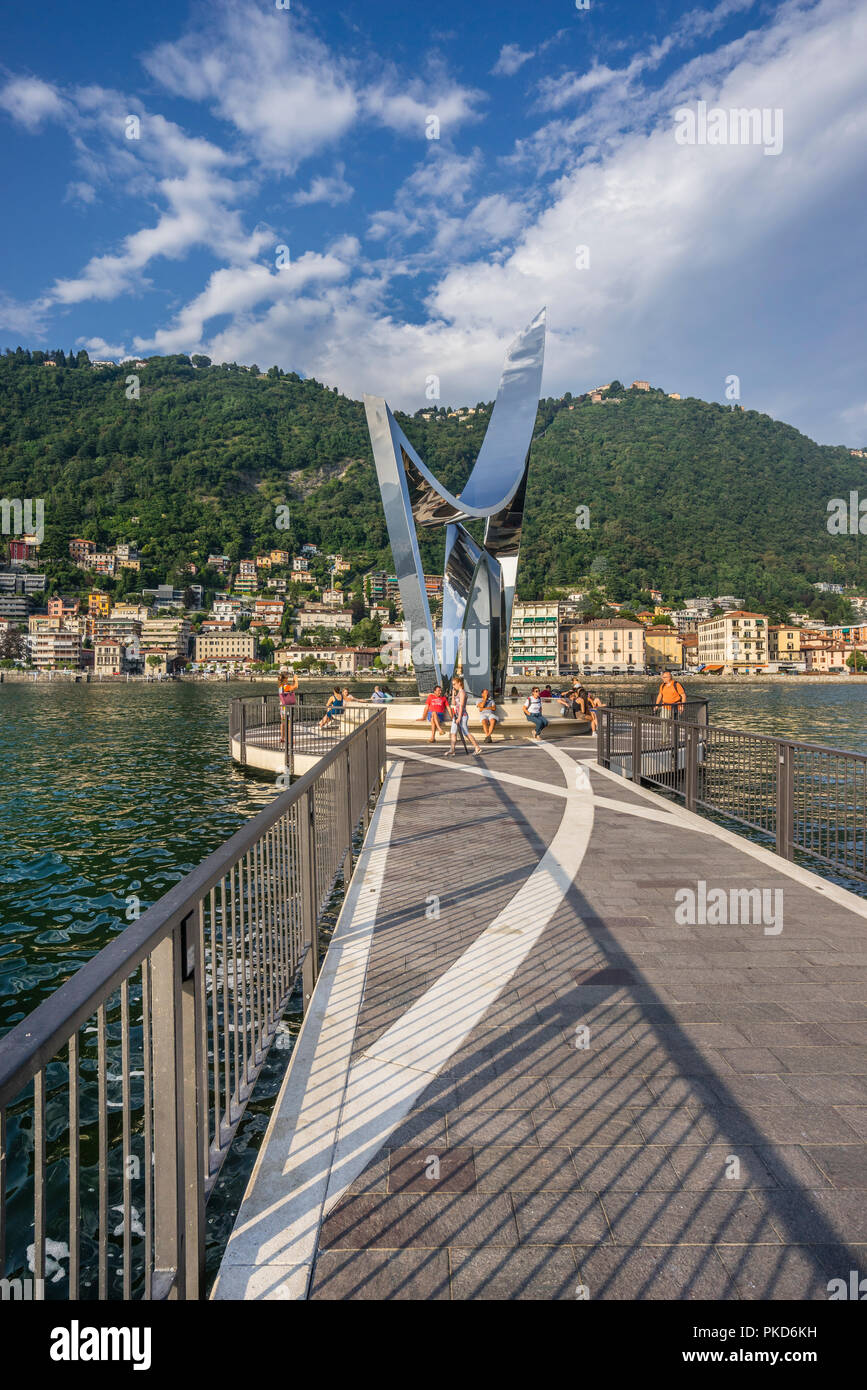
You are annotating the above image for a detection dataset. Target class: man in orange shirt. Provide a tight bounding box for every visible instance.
[655,670,686,718]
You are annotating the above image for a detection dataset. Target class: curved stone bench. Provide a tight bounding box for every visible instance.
[347,701,592,744]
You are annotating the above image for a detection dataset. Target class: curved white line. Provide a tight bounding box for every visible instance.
[322,740,594,1213]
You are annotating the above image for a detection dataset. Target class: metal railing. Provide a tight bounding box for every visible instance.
[229,694,378,773]
[0,707,387,1301]
[596,705,867,881]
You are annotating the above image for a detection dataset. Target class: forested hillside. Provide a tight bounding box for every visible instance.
[0,348,864,618]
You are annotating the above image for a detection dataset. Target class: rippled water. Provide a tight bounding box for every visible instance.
[0,682,281,1037]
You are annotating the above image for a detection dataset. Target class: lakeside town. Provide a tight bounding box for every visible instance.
[2,528,867,680]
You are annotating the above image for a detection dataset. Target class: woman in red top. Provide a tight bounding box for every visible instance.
[418,685,449,742]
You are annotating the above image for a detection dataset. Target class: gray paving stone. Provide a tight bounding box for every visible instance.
[473,1144,578,1194]
[513,1192,610,1244]
[448,1246,580,1300]
[601,1190,782,1246]
[715,1244,863,1301]
[575,1245,738,1300]
[310,1249,451,1299]
[319,1193,519,1250]
[388,1147,476,1193]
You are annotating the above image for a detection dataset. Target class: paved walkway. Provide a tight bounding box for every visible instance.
[215,735,867,1301]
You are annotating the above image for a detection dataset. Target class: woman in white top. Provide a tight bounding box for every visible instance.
[445,676,482,756]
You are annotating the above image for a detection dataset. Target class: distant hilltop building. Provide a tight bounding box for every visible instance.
[850,449,866,458]
[631,380,650,391]
[813,581,844,594]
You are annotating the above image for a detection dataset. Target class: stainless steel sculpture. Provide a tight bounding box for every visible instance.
[364,307,546,697]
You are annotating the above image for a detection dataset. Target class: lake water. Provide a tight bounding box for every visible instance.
[2,678,867,1035]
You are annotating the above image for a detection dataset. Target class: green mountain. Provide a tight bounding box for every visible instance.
[0,348,864,620]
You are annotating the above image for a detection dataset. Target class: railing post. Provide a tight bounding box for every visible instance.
[631,715,642,784]
[776,743,795,860]
[286,707,294,778]
[596,709,607,766]
[179,911,205,1298]
[239,702,247,767]
[299,790,319,1010]
[685,723,698,812]
[363,725,372,829]
[150,929,186,1300]
[342,747,353,887]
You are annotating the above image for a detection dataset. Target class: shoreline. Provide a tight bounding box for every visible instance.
[1,671,866,688]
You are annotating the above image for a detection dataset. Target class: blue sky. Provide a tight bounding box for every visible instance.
[1,0,865,444]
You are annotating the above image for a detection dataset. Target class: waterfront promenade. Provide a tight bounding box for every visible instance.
[215,733,867,1301]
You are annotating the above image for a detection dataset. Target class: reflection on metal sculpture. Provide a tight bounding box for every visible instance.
[364,308,546,696]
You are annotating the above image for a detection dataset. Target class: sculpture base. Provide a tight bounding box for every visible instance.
[371,701,592,744]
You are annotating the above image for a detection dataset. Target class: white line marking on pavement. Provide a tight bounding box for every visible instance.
[321,740,595,1215]
[212,761,404,1301]
[396,744,709,831]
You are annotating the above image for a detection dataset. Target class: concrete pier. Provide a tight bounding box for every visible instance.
[214,733,867,1301]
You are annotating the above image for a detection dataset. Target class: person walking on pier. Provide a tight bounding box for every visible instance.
[477,688,499,743]
[445,675,482,756]
[278,668,298,747]
[655,670,686,719]
[523,687,549,740]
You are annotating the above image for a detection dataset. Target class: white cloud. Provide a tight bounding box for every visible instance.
[64,180,96,205]
[78,336,126,359]
[0,76,65,129]
[292,165,354,206]
[492,44,535,77]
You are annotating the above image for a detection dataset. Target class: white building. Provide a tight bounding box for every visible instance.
[697,610,769,672]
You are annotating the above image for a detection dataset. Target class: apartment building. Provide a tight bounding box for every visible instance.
[644,625,684,672]
[212,598,245,620]
[509,601,560,677]
[47,597,80,621]
[768,625,802,663]
[274,645,379,675]
[253,598,286,624]
[804,644,848,672]
[234,561,258,594]
[292,556,310,573]
[380,623,413,668]
[560,618,646,675]
[94,639,125,675]
[112,603,151,623]
[0,595,29,623]
[194,632,258,663]
[140,618,191,672]
[69,538,97,564]
[294,605,353,637]
[697,610,768,672]
[88,591,111,618]
[29,627,82,669]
